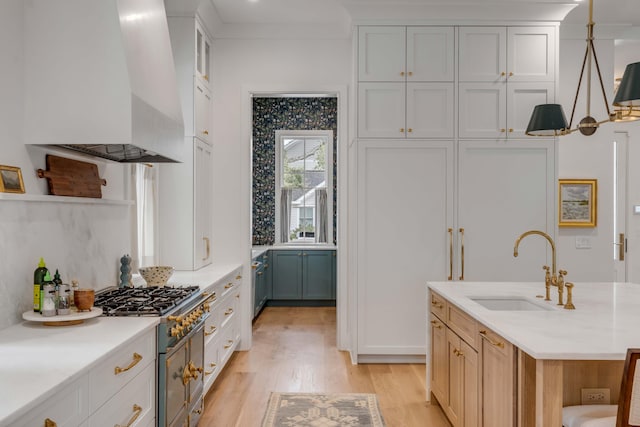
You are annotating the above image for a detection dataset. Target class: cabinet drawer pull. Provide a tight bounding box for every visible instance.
[203,236,210,261]
[236,275,242,280]
[479,330,505,348]
[224,340,233,349]
[459,228,465,280]
[225,283,233,289]
[205,325,217,336]
[430,320,442,329]
[44,419,57,427]
[202,130,209,135]
[205,362,218,375]
[115,404,142,427]
[114,352,143,375]
[224,308,233,316]
[400,71,405,76]
[400,128,405,133]
[448,227,453,280]
[431,300,443,309]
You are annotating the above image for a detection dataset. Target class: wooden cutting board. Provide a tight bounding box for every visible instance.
[37,155,107,198]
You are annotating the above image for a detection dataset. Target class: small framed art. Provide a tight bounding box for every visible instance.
[558,179,597,227]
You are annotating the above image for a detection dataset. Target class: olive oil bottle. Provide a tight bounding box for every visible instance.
[33,258,48,312]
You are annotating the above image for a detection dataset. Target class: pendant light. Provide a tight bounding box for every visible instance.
[611,61,640,122]
[526,0,639,137]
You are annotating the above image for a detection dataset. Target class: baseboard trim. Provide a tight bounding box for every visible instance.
[357,354,426,364]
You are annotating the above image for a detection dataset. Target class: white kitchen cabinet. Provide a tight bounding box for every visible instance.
[159,138,212,270]
[201,267,242,395]
[459,82,554,139]
[456,140,555,281]
[357,140,454,356]
[358,26,455,139]
[359,26,454,82]
[358,82,454,138]
[167,16,213,145]
[459,26,555,82]
[16,329,157,427]
[458,26,556,139]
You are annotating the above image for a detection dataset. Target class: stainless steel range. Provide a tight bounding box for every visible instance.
[95,285,214,427]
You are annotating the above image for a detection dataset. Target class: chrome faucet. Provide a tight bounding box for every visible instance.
[513,230,564,302]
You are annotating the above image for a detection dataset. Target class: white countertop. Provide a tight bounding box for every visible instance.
[169,262,243,290]
[428,281,640,360]
[0,316,159,426]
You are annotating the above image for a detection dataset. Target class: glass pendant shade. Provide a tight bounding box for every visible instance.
[613,62,640,107]
[525,104,569,136]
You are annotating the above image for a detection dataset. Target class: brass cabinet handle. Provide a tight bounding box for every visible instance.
[616,233,625,261]
[453,348,464,357]
[400,128,405,133]
[225,283,233,289]
[448,228,453,280]
[205,325,217,336]
[257,271,263,276]
[408,71,413,76]
[501,71,506,76]
[479,330,505,348]
[203,74,209,81]
[204,362,217,376]
[115,404,143,427]
[431,300,443,309]
[224,308,233,316]
[407,128,413,133]
[500,128,506,133]
[459,228,465,280]
[508,128,514,133]
[202,237,210,261]
[400,71,405,76]
[236,275,242,279]
[202,130,209,135]
[509,72,514,77]
[430,320,442,329]
[115,352,143,375]
[224,340,233,349]
[45,419,57,427]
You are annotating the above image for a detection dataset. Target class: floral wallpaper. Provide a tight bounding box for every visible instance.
[252,97,338,245]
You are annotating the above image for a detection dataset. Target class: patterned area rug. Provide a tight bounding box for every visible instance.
[261,392,386,427]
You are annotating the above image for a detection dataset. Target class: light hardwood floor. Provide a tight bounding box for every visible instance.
[200,307,451,427]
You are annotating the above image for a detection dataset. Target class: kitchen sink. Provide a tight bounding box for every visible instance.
[469,296,553,311]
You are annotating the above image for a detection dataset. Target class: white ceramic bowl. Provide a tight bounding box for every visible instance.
[138,266,174,287]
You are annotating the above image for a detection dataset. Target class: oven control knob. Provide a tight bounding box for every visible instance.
[168,315,183,323]
[170,327,178,337]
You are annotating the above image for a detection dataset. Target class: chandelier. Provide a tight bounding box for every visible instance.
[526,0,640,137]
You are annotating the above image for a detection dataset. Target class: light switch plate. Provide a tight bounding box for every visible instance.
[575,237,592,249]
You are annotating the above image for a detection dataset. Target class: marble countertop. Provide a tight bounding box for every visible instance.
[168,262,243,290]
[0,316,159,426]
[427,281,640,360]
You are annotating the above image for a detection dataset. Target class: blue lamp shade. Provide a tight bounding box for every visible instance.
[613,62,640,107]
[525,104,569,136]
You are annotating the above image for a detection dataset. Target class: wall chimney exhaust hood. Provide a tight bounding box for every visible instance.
[23,0,185,163]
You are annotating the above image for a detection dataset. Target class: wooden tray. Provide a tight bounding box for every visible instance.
[37,155,107,198]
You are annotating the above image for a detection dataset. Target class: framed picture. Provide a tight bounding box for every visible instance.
[0,165,25,194]
[558,179,597,227]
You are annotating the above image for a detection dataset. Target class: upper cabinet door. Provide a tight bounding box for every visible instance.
[358,26,406,82]
[507,82,555,138]
[195,20,211,88]
[459,82,506,138]
[507,27,555,82]
[406,83,455,138]
[358,83,406,138]
[407,27,455,82]
[459,27,507,82]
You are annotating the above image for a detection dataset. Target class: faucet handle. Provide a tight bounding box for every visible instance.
[559,269,567,276]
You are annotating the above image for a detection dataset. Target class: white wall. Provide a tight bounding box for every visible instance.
[210,37,352,348]
[0,0,132,330]
[557,36,640,282]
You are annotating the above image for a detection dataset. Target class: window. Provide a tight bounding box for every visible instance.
[276,130,333,244]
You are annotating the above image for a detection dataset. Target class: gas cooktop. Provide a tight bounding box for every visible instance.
[94,286,201,316]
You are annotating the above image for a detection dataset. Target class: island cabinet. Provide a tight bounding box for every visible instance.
[429,290,515,427]
[271,249,336,301]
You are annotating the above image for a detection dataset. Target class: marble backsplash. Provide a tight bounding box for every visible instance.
[0,201,131,330]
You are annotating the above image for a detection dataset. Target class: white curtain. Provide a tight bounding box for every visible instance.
[132,164,158,269]
[315,188,328,243]
[280,188,293,243]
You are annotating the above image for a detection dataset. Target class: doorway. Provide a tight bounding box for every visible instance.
[246,89,349,352]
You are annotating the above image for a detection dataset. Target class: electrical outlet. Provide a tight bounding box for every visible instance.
[581,388,610,405]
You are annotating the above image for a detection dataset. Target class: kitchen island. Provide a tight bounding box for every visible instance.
[427,281,640,427]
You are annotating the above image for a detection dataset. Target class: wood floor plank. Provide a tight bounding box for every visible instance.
[200,307,450,427]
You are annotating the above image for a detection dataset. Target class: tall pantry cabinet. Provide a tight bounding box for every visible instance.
[158,16,214,270]
[355,25,557,358]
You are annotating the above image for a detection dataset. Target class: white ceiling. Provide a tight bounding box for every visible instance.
[209,0,640,28]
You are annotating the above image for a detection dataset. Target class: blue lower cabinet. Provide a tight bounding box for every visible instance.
[271,249,336,302]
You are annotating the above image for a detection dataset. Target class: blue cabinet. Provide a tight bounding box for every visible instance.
[271,249,336,302]
[253,252,271,317]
